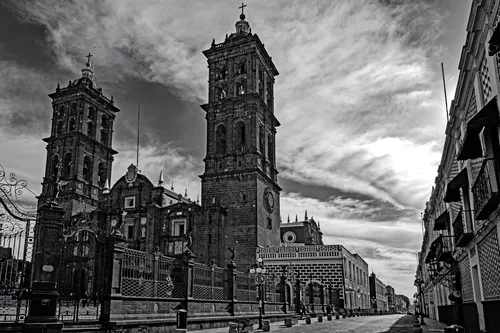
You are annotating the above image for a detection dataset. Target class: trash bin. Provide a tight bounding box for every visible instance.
[444,325,465,333]
[177,309,187,330]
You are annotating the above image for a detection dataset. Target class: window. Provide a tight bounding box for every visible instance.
[259,125,265,155]
[124,196,136,209]
[88,106,96,121]
[87,121,95,138]
[101,115,109,128]
[70,103,77,116]
[215,125,226,154]
[58,106,65,118]
[83,156,92,181]
[69,118,76,132]
[56,121,64,135]
[98,163,106,187]
[268,134,274,164]
[100,129,108,145]
[62,153,71,179]
[127,225,134,239]
[238,62,246,75]
[267,217,272,229]
[235,122,246,148]
[172,219,186,236]
[238,82,245,95]
[51,155,59,179]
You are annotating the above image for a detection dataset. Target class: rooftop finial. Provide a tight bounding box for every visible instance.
[85,52,93,67]
[81,52,94,80]
[158,170,164,186]
[295,214,298,222]
[235,2,250,34]
[185,188,188,197]
[305,209,308,221]
[171,181,174,191]
[196,195,200,204]
[287,215,290,223]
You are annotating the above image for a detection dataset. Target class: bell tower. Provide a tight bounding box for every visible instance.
[200,6,281,268]
[39,54,120,217]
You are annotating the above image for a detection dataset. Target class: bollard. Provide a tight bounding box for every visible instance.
[327,314,332,321]
[228,322,239,333]
[305,315,311,324]
[262,320,270,332]
[284,318,293,327]
[444,325,465,333]
[317,315,323,322]
[176,309,188,333]
[291,317,299,325]
[335,313,340,319]
[342,313,347,318]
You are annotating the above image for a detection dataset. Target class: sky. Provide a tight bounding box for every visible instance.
[0,0,473,298]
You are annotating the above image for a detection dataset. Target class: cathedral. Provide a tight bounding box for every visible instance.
[37,10,293,270]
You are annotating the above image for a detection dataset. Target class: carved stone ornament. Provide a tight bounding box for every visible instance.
[125,164,138,184]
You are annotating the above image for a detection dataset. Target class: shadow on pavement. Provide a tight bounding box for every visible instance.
[381,315,417,333]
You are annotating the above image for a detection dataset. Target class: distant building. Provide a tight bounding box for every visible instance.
[280,212,323,245]
[369,272,388,312]
[386,285,395,312]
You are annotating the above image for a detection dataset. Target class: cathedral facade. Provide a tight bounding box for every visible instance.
[38,12,281,270]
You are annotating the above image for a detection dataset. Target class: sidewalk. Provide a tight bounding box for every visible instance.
[420,317,448,333]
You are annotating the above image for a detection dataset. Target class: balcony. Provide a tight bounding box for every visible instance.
[472,158,500,220]
[452,210,473,247]
[433,209,449,231]
[434,235,453,263]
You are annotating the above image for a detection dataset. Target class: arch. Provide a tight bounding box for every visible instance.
[237,80,246,95]
[101,115,109,128]
[69,117,76,132]
[87,121,95,138]
[267,133,274,164]
[215,125,226,154]
[259,124,265,155]
[70,103,77,116]
[236,60,246,75]
[97,162,106,187]
[235,121,246,148]
[100,129,108,145]
[62,153,72,179]
[51,155,59,179]
[88,106,96,121]
[83,156,92,181]
[56,121,64,135]
[58,106,65,118]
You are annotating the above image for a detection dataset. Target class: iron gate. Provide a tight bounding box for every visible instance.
[0,165,36,322]
[57,210,107,321]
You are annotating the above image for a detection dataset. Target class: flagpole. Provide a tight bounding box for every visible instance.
[136,104,140,168]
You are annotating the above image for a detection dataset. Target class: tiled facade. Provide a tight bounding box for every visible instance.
[416,2,500,332]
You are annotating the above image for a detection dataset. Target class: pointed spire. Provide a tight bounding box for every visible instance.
[56,83,60,92]
[158,170,164,186]
[287,215,290,223]
[225,33,228,41]
[318,220,321,229]
[305,209,308,221]
[295,214,298,222]
[184,188,188,197]
[171,181,174,191]
[211,38,215,47]
[196,195,200,204]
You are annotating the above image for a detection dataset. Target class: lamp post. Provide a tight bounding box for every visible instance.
[414,277,426,325]
[249,257,266,329]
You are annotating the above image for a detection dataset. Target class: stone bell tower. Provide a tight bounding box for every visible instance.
[200,6,281,269]
[39,54,120,217]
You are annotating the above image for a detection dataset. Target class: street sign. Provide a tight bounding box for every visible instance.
[255,273,266,285]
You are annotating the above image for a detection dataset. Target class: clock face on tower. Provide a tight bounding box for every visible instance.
[263,187,274,213]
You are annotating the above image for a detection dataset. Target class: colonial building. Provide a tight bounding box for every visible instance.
[280,212,323,245]
[386,285,395,313]
[369,272,388,312]
[257,244,371,313]
[416,1,500,332]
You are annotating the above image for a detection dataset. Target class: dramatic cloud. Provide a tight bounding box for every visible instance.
[0,0,470,297]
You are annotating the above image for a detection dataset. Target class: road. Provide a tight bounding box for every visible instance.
[192,314,437,333]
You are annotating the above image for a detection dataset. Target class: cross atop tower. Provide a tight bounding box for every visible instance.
[85,53,93,66]
[239,2,247,15]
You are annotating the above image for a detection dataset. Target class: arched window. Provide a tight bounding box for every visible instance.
[215,125,226,154]
[216,87,226,100]
[62,153,72,179]
[259,125,265,156]
[88,106,96,121]
[70,103,77,116]
[51,155,59,180]
[98,162,106,187]
[56,121,64,135]
[100,129,108,145]
[268,134,274,164]
[235,122,246,148]
[219,66,227,80]
[69,118,76,132]
[57,106,65,118]
[237,61,246,75]
[237,80,246,95]
[87,121,95,138]
[101,115,108,129]
[83,156,92,181]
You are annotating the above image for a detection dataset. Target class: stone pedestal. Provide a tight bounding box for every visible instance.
[305,316,311,324]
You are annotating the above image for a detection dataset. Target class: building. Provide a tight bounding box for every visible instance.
[258,243,371,313]
[386,285,395,313]
[280,212,323,245]
[394,295,406,313]
[369,272,388,312]
[416,1,500,332]
[37,9,281,270]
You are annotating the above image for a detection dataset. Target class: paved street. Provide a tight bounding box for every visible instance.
[192,315,447,333]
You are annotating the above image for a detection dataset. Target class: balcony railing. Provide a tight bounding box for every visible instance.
[472,158,500,220]
[434,235,453,263]
[452,210,473,247]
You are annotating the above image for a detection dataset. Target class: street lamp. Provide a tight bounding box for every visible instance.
[249,257,266,329]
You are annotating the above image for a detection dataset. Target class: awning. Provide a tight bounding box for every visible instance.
[444,167,469,203]
[489,24,500,56]
[457,96,499,160]
[433,209,449,231]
